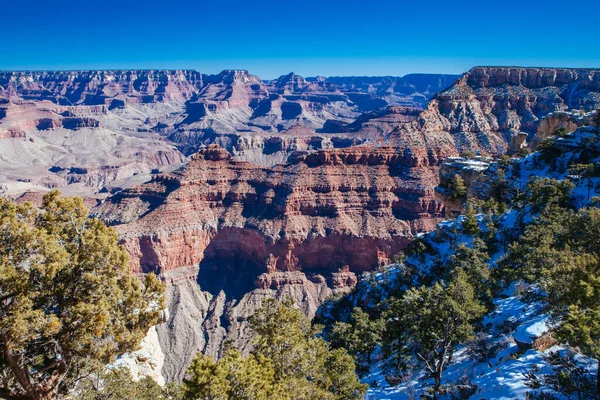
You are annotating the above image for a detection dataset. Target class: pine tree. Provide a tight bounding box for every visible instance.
[446,238,493,308]
[461,204,480,234]
[329,307,384,375]
[0,191,165,400]
[384,271,485,396]
[78,367,181,400]
[448,175,467,202]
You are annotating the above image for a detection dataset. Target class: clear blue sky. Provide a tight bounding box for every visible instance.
[2,0,599,78]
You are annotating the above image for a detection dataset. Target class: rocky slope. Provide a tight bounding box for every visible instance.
[325,121,600,399]
[0,98,186,197]
[395,66,600,155]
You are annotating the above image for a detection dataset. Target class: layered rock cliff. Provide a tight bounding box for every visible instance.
[0,69,458,195]
[98,144,446,274]
[399,67,600,154]
[95,143,448,380]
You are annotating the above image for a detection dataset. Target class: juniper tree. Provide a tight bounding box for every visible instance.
[329,307,384,375]
[461,205,480,234]
[446,238,493,308]
[568,163,595,200]
[384,270,485,396]
[0,191,165,400]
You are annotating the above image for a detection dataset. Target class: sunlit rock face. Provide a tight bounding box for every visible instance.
[398,67,600,155]
[5,66,600,383]
[94,142,447,380]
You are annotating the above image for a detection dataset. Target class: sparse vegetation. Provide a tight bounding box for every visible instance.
[383,269,485,395]
[329,308,384,376]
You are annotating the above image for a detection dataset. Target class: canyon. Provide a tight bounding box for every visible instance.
[2,66,600,383]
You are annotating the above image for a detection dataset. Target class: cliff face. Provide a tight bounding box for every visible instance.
[392,67,600,155]
[95,143,447,380]
[0,70,205,104]
[97,144,445,275]
[0,70,457,195]
[0,70,456,133]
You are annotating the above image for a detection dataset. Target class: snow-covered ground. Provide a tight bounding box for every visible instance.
[359,126,600,399]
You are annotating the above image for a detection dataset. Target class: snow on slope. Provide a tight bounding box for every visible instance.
[357,125,600,399]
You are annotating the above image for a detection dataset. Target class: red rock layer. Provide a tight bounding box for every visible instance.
[97,144,446,277]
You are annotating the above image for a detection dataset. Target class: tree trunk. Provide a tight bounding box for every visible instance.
[0,387,32,400]
[433,361,443,395]
[1,339,61,400]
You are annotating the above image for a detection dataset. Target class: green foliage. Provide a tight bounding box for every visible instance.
[482,214,499,250]
[446,238,493,307]
[460,151,477,159]
[405,236,433,261]
[461,205,480,234]
[184,299,367,400]
[518,147,532,157]
[488,169,514,208]
[501,206,575,282]
[448,175,468,202]
[329,308,384,376]
[383,270,485,393]
[544,249,600,361]
[568,163,595,199]
[503,204,600,393]
[0,191,165,400]
[184,349,277,400]
[498,154,512,168]
[526,177,574,212]
[553,127,570,138]
[390,252,406,265]
[537,138,564,166]
[77,367,182,400]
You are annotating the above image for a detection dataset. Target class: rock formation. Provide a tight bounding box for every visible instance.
[3,66,600,384]
[0,70,458,196]
[94,142,448,380]
[388,67,600,155]
[531,109,599,149]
